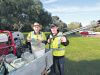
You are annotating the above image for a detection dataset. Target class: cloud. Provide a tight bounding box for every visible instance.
[42,1,100,26]
[42,0,57,4]
[45,5,100,14]
[46,7,79,13]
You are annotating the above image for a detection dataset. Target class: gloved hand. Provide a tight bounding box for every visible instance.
[61,36,67,42]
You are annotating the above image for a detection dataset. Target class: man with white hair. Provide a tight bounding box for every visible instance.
[27,22,47,54]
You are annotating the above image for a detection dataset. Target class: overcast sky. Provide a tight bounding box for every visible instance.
[41,0,100,26]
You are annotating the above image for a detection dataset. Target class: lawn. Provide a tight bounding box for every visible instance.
[65,37,100,75]
[23,32,100,75]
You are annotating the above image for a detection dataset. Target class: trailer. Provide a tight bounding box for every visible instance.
[7,50,53,75]
[0,30,53,75]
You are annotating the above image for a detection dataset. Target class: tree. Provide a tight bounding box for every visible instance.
[0,0,52,31]
[89,20,100,32]
[95,27,100,32]
[52,16,68,32]
[38,10,52,31]
[0,0,34,30]
[68,22,82,30]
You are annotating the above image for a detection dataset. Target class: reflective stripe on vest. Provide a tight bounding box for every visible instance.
[30,31,45,41]
[51,48,64,51]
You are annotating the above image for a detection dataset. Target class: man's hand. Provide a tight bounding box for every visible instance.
[61,36,66,42]
[47,39,51,43]
[27,37,32,42]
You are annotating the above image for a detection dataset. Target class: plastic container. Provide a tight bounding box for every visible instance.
[31,39,45,58]
[10,58,25,69]
[34,49,45,58]
[21,52,35,63]
[0,62,5,75]
[5,54,17,63]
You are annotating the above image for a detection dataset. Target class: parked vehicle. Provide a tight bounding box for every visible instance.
[0,30,16,56]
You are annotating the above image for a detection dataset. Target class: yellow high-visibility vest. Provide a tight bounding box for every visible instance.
[50,32,66,56]
[27,31,46,41]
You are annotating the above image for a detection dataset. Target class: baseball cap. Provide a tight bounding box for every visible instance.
[50,24,58,28]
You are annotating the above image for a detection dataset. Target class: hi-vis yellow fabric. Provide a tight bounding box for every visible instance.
[50,32,65,56]
[27,31,46,41]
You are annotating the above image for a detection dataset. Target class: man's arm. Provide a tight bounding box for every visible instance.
[61,39,69,46]
[61,36,69,46]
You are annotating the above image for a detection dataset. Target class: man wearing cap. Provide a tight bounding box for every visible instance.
[27,22,47,53]
[48,24,69,75]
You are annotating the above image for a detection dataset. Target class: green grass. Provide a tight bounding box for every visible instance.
[65,37,100,75]
[23,32,100,75]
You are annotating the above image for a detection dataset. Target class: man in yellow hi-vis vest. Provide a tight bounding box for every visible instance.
[27,22,47,54]
[48,24,69,75]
